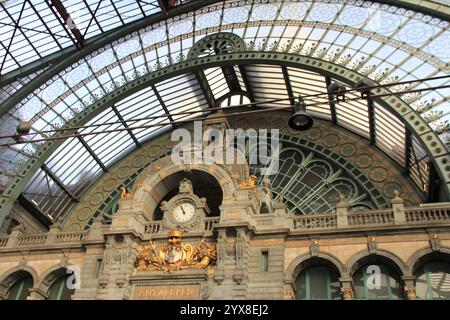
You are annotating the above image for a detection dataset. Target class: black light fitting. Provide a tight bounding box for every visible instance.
[288,97,313,131]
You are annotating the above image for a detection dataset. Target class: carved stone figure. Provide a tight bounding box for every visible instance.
[179,178,194,194]
[259,178,273,214]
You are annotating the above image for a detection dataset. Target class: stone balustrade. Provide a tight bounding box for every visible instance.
[289,202,450,231]
[347,209,394,227]
[0,201,449,251]
[204,217,220,231]
[292,214,337,230]
[0,236,7,247]
[145,221,162,234]
[17,234,47,247]
[405,206,450,223]
[55,231,87,243]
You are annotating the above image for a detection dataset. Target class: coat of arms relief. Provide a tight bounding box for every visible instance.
[134,230,216,272]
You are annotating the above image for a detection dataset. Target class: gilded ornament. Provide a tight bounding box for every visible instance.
[237,175,257,189]
[120,187,134,200]
[134,230,216,272]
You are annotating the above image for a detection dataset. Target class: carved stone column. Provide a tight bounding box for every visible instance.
[72,216,106,300]
[402,276,417,300]
[214,229,226,284]
[336,198,349,228]
[391,191,406,225]
[340,278,354,300]
[45,223,61,245]
[6,225,24,248]
[233,228,246,285]
[96,233,139,300]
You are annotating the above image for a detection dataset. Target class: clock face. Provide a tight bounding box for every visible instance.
[172,203,196,223]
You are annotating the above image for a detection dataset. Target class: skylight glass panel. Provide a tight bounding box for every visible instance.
[204,67,230,99]
[408,134,430,192]
[287,67,331,119]
[155,73,208,122]
[23,168,74,220]
[80,108,136,167]
[244,65,290,106]
[334,82,370,138]
[45,137,103,197]
[374,103,406,166]
[115,86,171,143]
[233,66,246,91]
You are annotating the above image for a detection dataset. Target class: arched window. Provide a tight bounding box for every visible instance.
[415,262,450,299]
[353,264,403,300]
[47,275,74,300]
[6,275,33,300]
[295,266,341,300]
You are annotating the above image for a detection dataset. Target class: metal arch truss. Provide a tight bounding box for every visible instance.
[0,0,449,90]
[0,53,449,226]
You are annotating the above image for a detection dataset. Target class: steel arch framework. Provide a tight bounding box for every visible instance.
[0,53,449,226]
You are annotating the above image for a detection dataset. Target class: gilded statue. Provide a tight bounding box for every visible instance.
[120,186,134,200]
[134,230,216,272]
[237,175,257,189]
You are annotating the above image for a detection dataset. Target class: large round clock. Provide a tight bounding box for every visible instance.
[172,202,196,223]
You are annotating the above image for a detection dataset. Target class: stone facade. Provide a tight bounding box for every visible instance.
[0,115,449,300]
[0,159,449,300]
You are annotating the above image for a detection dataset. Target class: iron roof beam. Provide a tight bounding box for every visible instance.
[41,164,80,203]
[0,0,219,88]
[0,1,42,72]
[151,84,175,124]
[46,0,85,49]
[77,135,109,172]
[17,194,53,228]
[281,66,295,105]
[238,65,255,102]
[221,66,241,93]
[111,104,141,148]
[81,0,104,37]
[325,76,337,125]
[195,71,216,109]
[368,96,376,145]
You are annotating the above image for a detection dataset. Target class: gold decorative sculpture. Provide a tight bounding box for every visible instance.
[237,175,257,189]
[134,230,216,272]
[120,186,134,200]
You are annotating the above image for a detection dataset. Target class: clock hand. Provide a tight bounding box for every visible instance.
[180,205,187,215]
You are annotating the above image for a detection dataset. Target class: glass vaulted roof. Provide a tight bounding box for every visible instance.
[0,0,449,221]
[0,0,173,74]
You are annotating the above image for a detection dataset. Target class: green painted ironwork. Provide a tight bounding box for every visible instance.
[0,54,448,227]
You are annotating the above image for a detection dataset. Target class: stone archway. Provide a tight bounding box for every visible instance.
[0,265,38,300]
[285,253,346,300]
[39,265,77,300]
[131,156,239,219]
[285,252,346,284]
[346,249,408,277]
[407,247,450,276]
